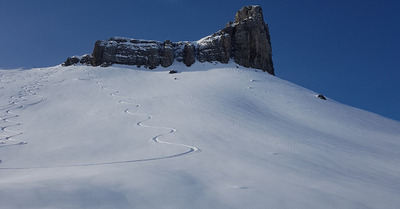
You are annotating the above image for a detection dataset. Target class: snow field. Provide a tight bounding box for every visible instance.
[0,62,399,208]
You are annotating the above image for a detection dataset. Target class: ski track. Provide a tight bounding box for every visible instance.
[0,69,53,148]
[0,69,199,169]
[93,70,200,161]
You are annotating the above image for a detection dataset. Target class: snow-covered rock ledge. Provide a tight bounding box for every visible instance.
[63,5,275,75]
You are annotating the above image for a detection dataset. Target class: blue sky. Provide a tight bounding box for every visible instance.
[1,0,399,121]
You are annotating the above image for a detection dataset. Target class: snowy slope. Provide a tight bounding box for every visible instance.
[0,62,399,209]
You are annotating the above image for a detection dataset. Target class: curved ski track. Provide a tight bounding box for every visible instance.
[92,71,200,162]
[0,69,199,169]
[0,70,52,148]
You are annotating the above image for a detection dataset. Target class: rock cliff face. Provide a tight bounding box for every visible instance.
[65,5,274,75]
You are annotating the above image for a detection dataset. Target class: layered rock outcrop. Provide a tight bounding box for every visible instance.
[64,5,275,75]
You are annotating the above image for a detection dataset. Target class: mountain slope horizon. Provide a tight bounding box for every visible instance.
[0,62,399,208]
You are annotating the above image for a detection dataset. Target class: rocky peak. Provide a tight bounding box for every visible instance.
[63,5,275,75]
[234,5,264,23]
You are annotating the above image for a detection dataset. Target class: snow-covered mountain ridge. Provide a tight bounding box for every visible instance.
[0,62,399,208]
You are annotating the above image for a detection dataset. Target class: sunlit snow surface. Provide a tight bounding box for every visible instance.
[0,62,399,209]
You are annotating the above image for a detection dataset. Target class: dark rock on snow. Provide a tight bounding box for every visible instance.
[80,54,92,65]
[62,56,80,66]
[64,5,275,75]
[317,94,327,100]
[62,55,92,66]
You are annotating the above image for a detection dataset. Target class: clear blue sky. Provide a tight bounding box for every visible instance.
[1,0,399,121]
